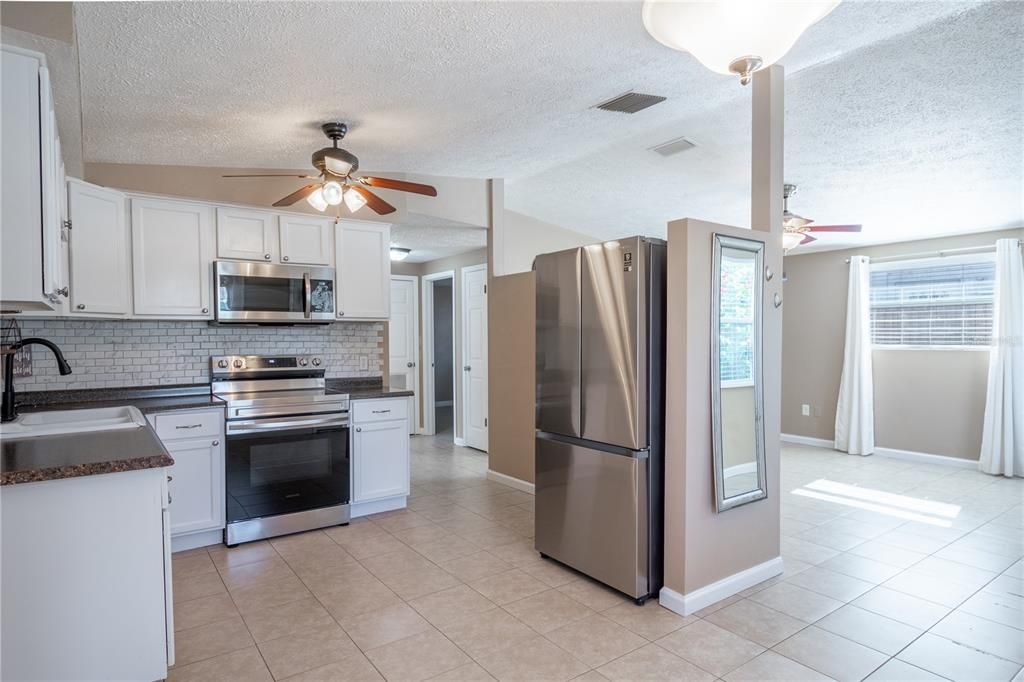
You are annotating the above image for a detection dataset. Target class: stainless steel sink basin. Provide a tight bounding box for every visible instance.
[0,406,147,439]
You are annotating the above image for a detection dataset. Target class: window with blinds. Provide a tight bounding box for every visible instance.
[869,254,995,347]
[719,253,756,382]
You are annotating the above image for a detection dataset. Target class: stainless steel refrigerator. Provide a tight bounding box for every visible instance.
[534,235,666,604]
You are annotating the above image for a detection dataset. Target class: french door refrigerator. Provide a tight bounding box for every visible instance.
[534,236,666,604]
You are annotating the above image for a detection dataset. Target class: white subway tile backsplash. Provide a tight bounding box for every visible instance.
[8,318,384,391]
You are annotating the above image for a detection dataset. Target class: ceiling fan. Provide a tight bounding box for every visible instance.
[783,183,861,252]
[223,122,437,216]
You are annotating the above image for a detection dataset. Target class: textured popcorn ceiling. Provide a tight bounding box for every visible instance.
[391,214,486,264]
[72,1,1021,252]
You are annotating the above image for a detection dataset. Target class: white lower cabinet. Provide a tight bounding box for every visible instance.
[351,398,410,508]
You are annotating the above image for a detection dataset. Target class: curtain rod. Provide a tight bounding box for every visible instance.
[844,239,1021,264]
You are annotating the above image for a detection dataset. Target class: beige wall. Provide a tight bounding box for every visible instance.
[663,219,781,597]
[493,210,597,276]
[781,227,1024,460]
[1,2,74,42]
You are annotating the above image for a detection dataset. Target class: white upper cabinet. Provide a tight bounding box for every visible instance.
[132,198,214,318]
[279,215,332,265]
[67,180,130,316]
[335,221,390,320]
[216,207,276,262]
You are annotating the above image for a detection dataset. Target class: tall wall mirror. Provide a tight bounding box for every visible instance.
[711,234,767,512]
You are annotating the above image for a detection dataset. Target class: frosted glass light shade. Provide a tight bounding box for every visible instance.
[782,231,805,252]
[322,181,344,206]
[642,1,840,82]
[343,187,368,213]
[306,187,328,212]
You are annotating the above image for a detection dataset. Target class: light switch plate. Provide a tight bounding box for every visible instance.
[801,404,811,416]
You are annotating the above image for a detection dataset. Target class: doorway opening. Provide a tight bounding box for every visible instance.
[422,271,457,439]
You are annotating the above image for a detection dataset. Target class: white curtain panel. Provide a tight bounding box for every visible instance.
[835,255,875,455]
[979,238,1024,477]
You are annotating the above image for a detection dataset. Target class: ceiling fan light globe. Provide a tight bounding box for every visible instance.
[641,0,840,82]
[389,247,411,261]
[783,211,812,229]
[322,181,344,205]
[782,231,805,252]
[306,187,328,212]
[344,187,368,213]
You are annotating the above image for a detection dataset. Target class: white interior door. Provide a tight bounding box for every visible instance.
[462,265,488,451]
[389,276,419,434]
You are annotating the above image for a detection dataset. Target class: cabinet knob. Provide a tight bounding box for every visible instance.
[212,440,219,446]
[168,494,173,505]
[356,427,362,432]
[201,307,209,314]
[338,311,345,317]
[76,303,85,310]
[406,362,415,368]
[464,365,471,372]
[167,475,173,482]
[264,253,272,260]
[282,255,290,262]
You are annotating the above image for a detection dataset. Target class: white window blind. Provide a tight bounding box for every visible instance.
[869,254,995,347]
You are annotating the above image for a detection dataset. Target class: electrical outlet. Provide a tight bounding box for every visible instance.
[801,404,811,416]
[813,405,822,417]
[359,356,369,371]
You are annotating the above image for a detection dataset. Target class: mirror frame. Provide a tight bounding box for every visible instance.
[710,233,767,513]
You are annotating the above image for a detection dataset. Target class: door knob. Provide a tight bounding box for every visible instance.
[464,365,471,372]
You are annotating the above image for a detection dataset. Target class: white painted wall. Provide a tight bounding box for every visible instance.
[493,210,598,275]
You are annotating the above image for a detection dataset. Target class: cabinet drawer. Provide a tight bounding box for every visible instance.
[153,410,222,441]
[352,398,408,424]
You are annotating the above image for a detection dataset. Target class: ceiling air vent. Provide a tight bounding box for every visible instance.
[649,135,696,157]
[594,92,666,114]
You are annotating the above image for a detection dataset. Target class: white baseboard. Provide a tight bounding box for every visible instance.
[724,462,758,477]
[171,529,223,553]
[781,433,977,469]
[351,496,407,518]
[486,469,535,494]
[454,436,467,447]
[659,556,784,617]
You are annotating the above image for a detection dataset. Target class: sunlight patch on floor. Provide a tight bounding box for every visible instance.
[791,478,961,527]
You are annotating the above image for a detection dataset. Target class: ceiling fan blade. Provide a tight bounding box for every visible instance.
[349,185,397,215]
[806,224,862,232]
[358,176,438,197]
[222,174,317,178]
[800,234,818,245]
[272,183,321,207]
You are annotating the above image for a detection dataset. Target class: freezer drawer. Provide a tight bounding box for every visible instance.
[534,434,648,598]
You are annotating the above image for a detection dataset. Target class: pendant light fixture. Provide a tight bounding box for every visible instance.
[642,0,840,85]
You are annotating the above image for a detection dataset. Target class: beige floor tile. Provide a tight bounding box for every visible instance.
[797,526,870,552]
[556,578,631,612]
[656,619,765,677]
[504,589,596,634]
[373,509,435,532]
[819,553,903,584]
[242,596,336,643]
[209,541,279,570]
[438,550,512,582]
[392,523,452,546]
[897,632,1022,681]
[470,568,549,605]
[317,577,403,620]
[282,544,359,576]
[959,589,1024,629]
[380,563,462,601]
[168,646,273,682]
[427,662,495,681]
[174,569,227,603]
[865,659,946,681]
[852,587,951,630]
[601,600,693,641]
[572,671,610,681]
[365,629,471,682]
[438,607,536,657]
[815,605,922,655]
[173,552,218,578]
[298,561,378,598]
[459,526,524,550]
[723,651,835,681]
[361,548,438,580]
[931,610,1024,664]
[174,615,254,667]
[339,534,409,560]
[597,643,714,682]
[174,592,240,632]
[271,531,340,558]
[220,555,297,591]
[518,558,581,588]
[411,535,481,564]
[545,613,647,668]
[748,582,843,622]
[230,574,314,614]
[781,537,841,566]
[341,603,433,651]
[774,626,889,682]
[474,634,589,681]
[847,540,927,569]
[409,584,495,627]
[488,539,543,566]
[913,555,1000,589]
[258,625,361,680]
[873,529,955,555]
[280,652,385,681]
[693,594,742,617]
[882,568,983,608]
[784,567,875,602]
[704,599,808,648]
[324,520,389,544]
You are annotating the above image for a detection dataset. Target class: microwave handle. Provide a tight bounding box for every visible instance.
[303,272,312,319]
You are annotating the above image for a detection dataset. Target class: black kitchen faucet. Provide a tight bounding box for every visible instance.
[1,338,73,423]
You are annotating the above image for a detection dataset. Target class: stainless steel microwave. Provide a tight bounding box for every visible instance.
[215,261,335,324]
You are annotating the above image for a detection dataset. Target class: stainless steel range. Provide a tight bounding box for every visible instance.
[212,354,350,546]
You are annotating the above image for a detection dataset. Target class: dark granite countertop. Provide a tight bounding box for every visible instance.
[1,424,173,486]
[15,385,225,415]
[326,378,414,400]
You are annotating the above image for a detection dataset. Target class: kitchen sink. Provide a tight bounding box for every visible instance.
[0,406,147,439]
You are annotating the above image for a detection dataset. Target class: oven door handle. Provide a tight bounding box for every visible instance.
[226,414,348,435]
[303,272,312,319]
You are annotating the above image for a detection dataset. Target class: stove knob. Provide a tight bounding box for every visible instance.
[233,359,244,369]
[217,359,228,369]
[312,357,322,367]
[298,358,309,367]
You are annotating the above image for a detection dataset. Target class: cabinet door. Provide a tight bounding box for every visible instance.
[67,179,130,315]
[352,419,410,502]
[166,437,225,536]
[38,68,65,307]
[336,221,390,319]
[216,207,276,262]
[132,198,214,317]
[279,215,332,265]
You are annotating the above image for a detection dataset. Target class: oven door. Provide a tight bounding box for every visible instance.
[216,261,335,323]
[225,414,349,525]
